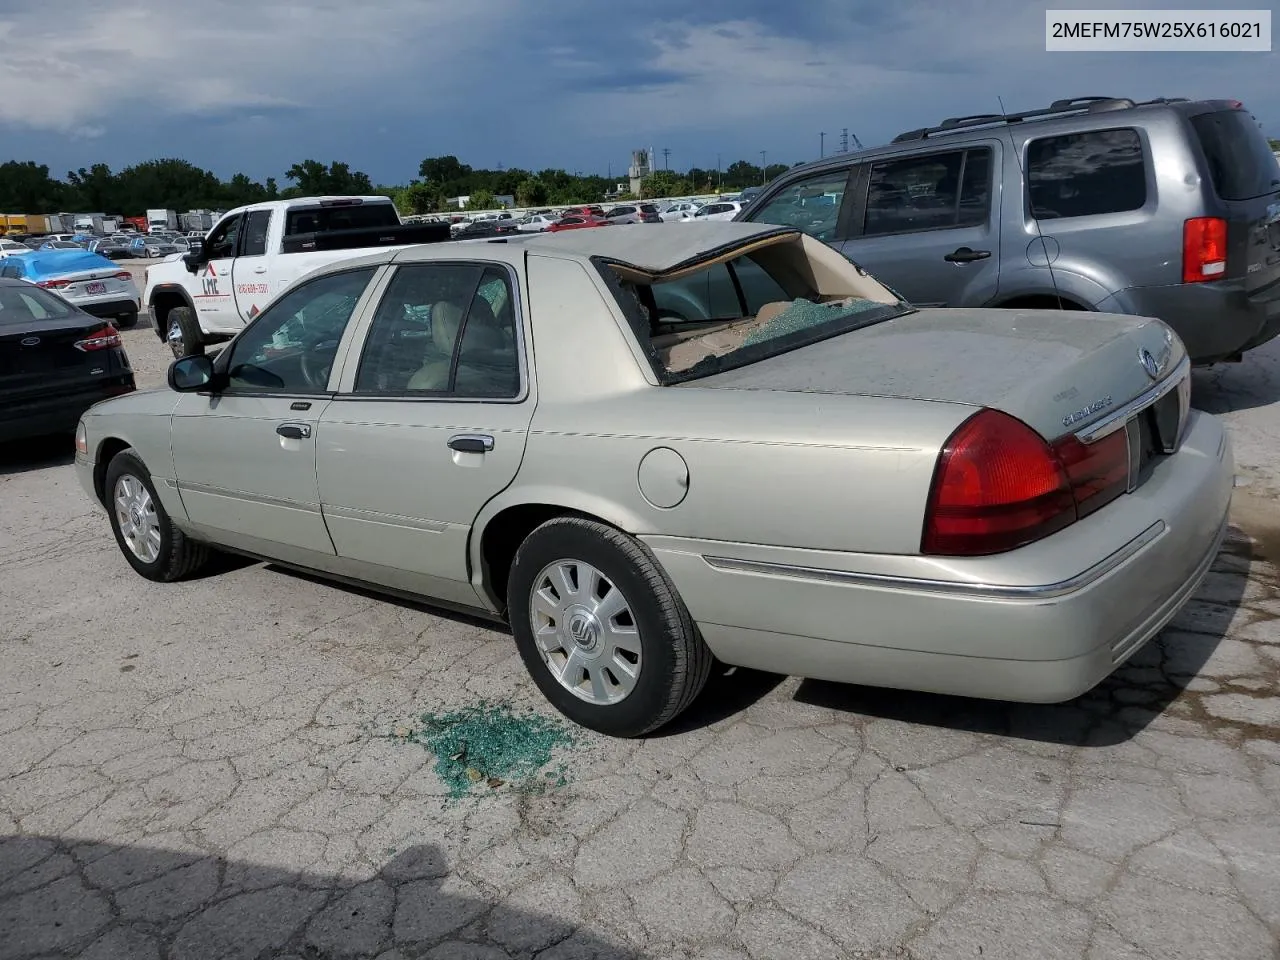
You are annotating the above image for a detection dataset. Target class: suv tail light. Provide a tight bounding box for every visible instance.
[1182,217,1227,283]
[74,325,122,352]
[921,409,1130,556]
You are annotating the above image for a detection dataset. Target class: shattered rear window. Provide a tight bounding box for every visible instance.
[600,238,908,383]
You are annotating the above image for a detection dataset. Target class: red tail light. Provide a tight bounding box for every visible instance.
[115,271,132,281]
[37,278,70,289]
[921,409,1129,556]
[1050,428,1129,519]
[1182,217,1227,283]
[74,325,122,352]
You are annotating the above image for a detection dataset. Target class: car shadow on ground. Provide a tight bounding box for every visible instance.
[1192,353,1280,414]
[0,837,642,959]
[791,529,1252,747]
[0,435,74,477]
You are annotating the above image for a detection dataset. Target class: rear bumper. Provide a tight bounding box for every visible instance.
[78,298,139,319]
[0,377,136,443]
[1106,280,1278,362]
[643,410,1234,703]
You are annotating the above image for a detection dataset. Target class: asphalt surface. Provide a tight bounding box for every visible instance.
[1,294,1278,960]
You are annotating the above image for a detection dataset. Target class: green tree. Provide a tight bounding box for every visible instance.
[395,182,441,215]
[640,169,692,198]
[1269,138,1280,152]
[0,161,70,212]
[465,189,496,210]
[65,163,117,210]
[723,160,762,188]
[283,160,374,197]
[516,177,549,207]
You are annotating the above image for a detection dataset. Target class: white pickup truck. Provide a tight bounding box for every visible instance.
[143,196,449,358]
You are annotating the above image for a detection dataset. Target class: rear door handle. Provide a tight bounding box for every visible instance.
[944,247,991,263]
[276,423,311,440]
[448,434,494,453]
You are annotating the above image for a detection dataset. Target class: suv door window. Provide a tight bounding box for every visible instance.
[748,169,851,240]
[224,267,376,394]
[1190,109,1280,201]
[864,149,992,236]
[203,214,242,259]
[354,263,520,398]
[1026,128,1146,219]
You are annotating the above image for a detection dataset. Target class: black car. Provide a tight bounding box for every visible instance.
[454,218,524,239]
[0,278,136,443]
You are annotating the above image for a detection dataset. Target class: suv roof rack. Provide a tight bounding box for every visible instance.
[892,96,1190,143]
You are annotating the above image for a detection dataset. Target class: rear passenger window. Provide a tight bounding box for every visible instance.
[354,263,520,398]
[1027,129,1146,219]
[864,149,992,236]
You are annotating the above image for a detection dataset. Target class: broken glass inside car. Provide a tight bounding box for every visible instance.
[595,230,910,383]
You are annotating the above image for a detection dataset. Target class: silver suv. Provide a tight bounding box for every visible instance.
[736,96,1280,364]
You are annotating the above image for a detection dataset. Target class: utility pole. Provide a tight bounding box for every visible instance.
[820,132,825,158]
[716,153,721,192]
[841,128,848,152]
[662,147,671,170]
[759,151,766,184]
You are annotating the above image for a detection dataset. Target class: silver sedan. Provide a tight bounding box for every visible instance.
[74,222,1233,736]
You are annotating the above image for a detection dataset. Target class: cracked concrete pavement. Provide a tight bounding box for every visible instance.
[1,316,1278,960]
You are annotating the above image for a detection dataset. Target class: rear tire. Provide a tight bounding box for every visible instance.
[104,448,210,582]
[166,306,204,359]
[508,517,713,737]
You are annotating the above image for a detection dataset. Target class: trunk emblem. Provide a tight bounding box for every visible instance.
[20,336,40,346]
[1139,349,1161,380]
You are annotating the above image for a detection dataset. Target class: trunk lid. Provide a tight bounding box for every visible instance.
[0,314,124,399]
[685,307,1185,441]
[40,266,134,300]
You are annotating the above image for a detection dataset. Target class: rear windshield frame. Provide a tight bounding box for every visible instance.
[1189,109,1280,201]
[591,251,910,386]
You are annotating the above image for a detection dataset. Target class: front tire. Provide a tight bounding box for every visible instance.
[104,449,210,582]
[165,305,204,359]
[508,517,712,737]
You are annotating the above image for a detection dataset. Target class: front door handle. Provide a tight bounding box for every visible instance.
[448,434,494,453]
[277,423,311,440]
[253,267,267,274]
[944,247,991,263]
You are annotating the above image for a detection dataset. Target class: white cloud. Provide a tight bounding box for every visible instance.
[0,0,517,134]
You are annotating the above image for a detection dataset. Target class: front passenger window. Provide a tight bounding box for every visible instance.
[224,268,376,394]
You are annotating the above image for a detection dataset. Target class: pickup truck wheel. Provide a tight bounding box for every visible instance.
[166,306,204,360]
[105,448,211,582]
[508,517,713,738]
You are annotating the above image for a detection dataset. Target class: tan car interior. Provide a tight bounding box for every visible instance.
[606,233,898,374]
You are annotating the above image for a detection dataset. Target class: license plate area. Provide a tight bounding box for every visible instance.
[85,281,107,295]
[1124,374,1190,492]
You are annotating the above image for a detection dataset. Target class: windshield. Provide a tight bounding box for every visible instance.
[1190,109,1280,201]
[0,284,76,324]
[284,202,399,235]
[602,237,908,384]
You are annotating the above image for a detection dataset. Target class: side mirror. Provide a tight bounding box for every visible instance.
[182,252,203,274]
[168,354,217,392]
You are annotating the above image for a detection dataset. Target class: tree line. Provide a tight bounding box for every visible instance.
[0,154,799,219]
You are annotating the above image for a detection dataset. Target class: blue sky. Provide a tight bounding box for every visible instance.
[2,0,1276,185]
